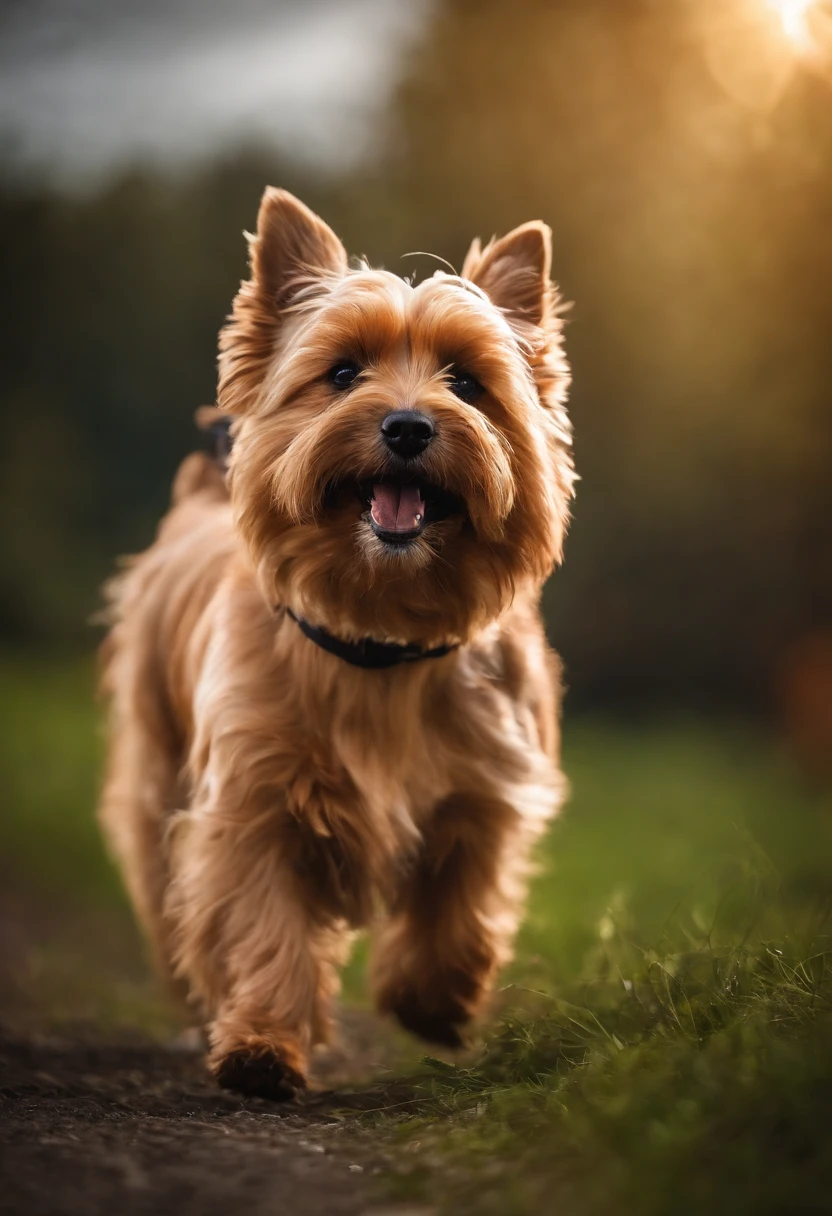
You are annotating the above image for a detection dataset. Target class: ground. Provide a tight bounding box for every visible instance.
[0,884,427,1216]
[0,1020,419,1216]
[2,656,831,1215]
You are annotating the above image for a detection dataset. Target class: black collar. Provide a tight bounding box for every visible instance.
[286,610,458,669]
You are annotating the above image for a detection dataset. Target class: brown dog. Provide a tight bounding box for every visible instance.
[98,189,575,1100]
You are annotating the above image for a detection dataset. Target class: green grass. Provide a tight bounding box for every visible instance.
[394,935,832,1215]
[2,657,832,1210]
[0,654,173,1030]
[0,653,118,903]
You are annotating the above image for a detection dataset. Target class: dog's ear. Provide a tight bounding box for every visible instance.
[218,189,347,415]
[251,188,348,304]
[462,222,554,327]
[463,222,571,428]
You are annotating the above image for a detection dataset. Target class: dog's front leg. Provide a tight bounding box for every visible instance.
[167,797,347,1100]
[371,791,531,1048]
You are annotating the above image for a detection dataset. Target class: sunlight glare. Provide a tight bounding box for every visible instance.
[767,0,817,50]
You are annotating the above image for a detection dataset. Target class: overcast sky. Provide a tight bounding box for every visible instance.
[0,0,429,187]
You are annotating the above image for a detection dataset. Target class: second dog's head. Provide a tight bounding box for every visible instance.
[219,189,574,647]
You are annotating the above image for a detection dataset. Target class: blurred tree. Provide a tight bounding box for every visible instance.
[0,156,350,640]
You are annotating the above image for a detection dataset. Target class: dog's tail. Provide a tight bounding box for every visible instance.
[170,406,233,505]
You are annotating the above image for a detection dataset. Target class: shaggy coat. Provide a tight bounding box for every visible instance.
[99,189,574,1099]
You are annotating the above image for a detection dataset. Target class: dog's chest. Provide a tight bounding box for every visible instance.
[302,655,543,840]
[327,677,459,827]
[268,643,560,915]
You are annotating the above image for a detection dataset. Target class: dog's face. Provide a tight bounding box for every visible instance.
[219,189,574,646]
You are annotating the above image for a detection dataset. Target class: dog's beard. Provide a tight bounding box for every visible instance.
[230,401,535,644]
[262,392,516,546]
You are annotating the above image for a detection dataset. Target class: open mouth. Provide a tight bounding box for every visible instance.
[358,477,461,545]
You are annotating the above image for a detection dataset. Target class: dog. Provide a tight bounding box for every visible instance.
[98,188,575,1100]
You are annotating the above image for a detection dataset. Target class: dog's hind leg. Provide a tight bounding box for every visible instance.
[98,707,184,994]
[166,796,349,1100]
[97,618,188,998]
[371,792,534,1047]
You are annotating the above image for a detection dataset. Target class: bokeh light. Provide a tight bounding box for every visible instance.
[768,0,817,49]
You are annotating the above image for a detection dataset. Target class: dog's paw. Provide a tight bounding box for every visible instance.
[210,1038,307,1102]
[393,1004,467,1049]
[377,987,470,1049]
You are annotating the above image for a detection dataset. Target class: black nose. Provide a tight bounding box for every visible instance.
[380,411,435,459]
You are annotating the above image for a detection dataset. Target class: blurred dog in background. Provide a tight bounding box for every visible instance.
[98,188,575,1099]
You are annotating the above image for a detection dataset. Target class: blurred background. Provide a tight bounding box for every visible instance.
[1,0,831,1031]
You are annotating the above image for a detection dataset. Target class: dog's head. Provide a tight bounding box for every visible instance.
[218,189,574,646]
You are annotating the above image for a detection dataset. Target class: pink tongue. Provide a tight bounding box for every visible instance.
[371,483,425,533]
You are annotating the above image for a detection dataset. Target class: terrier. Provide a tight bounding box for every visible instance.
[99,188,575,1100]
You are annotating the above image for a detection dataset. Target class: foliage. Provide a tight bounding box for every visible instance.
[396,930,832,1215]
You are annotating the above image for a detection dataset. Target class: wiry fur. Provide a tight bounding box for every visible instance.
[98,189,575,1100]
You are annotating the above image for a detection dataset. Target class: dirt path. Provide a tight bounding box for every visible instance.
[0,1024,421,1216]
[0,890,430,1216]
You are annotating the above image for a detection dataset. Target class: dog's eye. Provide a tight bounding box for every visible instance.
[329,362,362,390]
[447,369,483,402]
